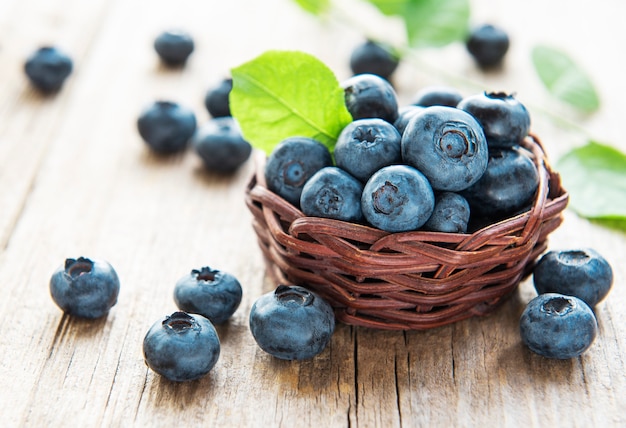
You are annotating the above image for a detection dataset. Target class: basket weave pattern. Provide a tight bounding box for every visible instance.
[245,135,569,330]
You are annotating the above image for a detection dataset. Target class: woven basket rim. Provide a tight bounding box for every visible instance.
[245,134,569,330]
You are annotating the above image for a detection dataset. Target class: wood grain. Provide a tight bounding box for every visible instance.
[1,0,625,427]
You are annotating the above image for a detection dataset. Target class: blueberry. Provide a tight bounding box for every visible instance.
[349,40,399,81]
[520,293,597,359]
[411,85,463,108]
[249,285,335,360]
[393,105,425,136]
[173,266,243,324]
[300,167,364,222]
[533,249,613,308]
[143,311,220,382]
[154,30,195,66]
[423,192,470,233]
[341,73,399,124]
[204,77,233,118]
[24,46,73,93]
[466,24,510,69]
[461,146,538,219]
[361,165,435,232]
[49,257,120,319]
[457,92,530,147]
[264,137,333,207]
[334,118,402,182]
[137,100,197,154]
[401,106,488,192]
[191,117,252,173]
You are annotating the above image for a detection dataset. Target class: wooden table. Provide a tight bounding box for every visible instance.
[1,0,624,426]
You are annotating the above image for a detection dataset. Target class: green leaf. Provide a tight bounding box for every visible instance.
[557,141,626,226]
[230,50,353,155]
[366,0,406,15]
[532,45,600,113]
[292,0,330,15]
[367,0,470,47]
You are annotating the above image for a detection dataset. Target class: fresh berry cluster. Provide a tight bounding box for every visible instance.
[138,31,252,172]
[265,74,535,234]
[22,32,251,174]
[262,73,615,360]
[49,254,335,380]
[520,248,613,359]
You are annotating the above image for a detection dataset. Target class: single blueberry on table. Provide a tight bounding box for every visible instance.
[411,85,463,108]
[191,117,252,173]
[154,30,195,66]
[24,46,73,93]
[423,192,471,233]
[457,92,530,147]
[349,40,399,81]
[49,257,120,319]
[204,77,233,118]
[466,24,510,69]
[361,165,435,232]
[300,166,364,222]
[264,137,333,207]
[393,105,424,136]
[520,293,598,359]
[143,311,220,382]
[533,249,613,308]
[341,73,399,124]
[137,100,197,155]
[461,145,539,219]
[334,118,402,183]
[401,106,488,192]
[174,266,243,324]
[249,285,335,360]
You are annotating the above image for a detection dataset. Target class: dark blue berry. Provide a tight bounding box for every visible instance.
[461,146,538,218]
[249,285,335,360]
[173,266,243,324]
[334,118,402,182]
[361,165,435,232]
[137,100,197,154]
[466,24,510,69]
[24,46,73,93]
[300,167,364,222]
[264,137,333,207]
[411,85,463,108]
[341,73,399,124]
[349,40,399,80]
[520,293,597,359]
[204,78,233,118]
[49,257,120,319]
[457,92,530,147]
[393,105,425,136]
[533,249,613,308]
[401,106,488,192]
[154,30,195,66]
[423,192,470,233]
[143,311,220,382]
[191,117,252,173]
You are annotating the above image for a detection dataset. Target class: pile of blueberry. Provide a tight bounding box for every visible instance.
[263,72,615,359]
[138,30,252,173]
[49,255,334,381]
[23,31,252,175]
[266,74,535,234]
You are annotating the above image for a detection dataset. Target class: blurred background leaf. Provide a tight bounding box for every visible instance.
[532,45,600,113]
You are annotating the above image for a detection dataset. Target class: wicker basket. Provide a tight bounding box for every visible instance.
[245,134,569,330]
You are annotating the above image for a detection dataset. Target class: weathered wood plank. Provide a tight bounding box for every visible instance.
[0,0,625,427]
